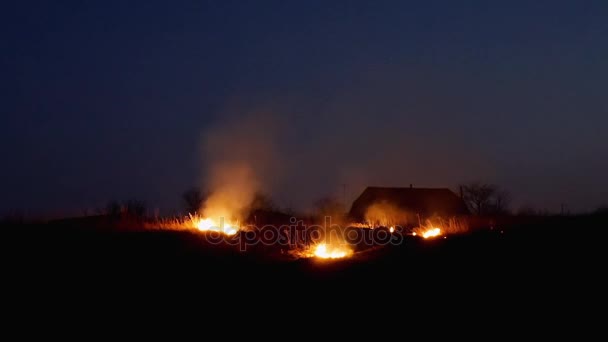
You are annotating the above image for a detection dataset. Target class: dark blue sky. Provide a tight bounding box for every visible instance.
[1,0,607,216]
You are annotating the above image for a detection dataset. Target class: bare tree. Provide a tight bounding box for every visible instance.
[492,190,511,215]
[592,206,608,217]
[182,188,206,214]
[461,182,497,215]
[516,205,538,216]
[105,199,146,218]
[106,200,122,217]
[461,182,511,215]
[0,210,25,225]
[125,199,146,218]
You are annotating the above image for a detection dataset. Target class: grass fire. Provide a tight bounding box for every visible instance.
[190,215,239,235]
[10,182,605,303]
[313,243,353,259]
[418,227,442,239]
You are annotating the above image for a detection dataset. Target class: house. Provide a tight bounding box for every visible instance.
[349,186,469,226]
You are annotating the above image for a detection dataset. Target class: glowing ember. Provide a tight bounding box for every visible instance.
[389,226,395,233]
[421,228,441,239]
[193,216,239,235]
[314,243,352,259]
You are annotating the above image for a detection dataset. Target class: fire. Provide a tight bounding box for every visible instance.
[389,226,395,233]
[421,227,441,239]
[313,243,352,259]
[192,216,239,235]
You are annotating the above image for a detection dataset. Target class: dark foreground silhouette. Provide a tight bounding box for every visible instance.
[4,214,605,313]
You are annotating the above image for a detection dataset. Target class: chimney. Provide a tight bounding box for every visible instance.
[409,184,413,189]
[459,186,464,198]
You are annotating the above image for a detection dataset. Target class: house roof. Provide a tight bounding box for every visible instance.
[349,186,469,220]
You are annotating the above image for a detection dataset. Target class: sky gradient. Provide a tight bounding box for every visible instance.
[1,1,607,217]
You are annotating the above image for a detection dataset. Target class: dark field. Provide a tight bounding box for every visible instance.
[4,215,605,310]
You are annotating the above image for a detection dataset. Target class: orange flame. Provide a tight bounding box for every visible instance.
[421,227,441,239]
[313,243,352,259]
[191,215,239,235]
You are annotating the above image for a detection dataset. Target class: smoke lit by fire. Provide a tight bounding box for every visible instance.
[197,162,257,236]
[364,202,411,228]
[196,112,281,236]
[362,204,467,239]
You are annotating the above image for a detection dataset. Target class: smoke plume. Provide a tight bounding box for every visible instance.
[199,111,280,222]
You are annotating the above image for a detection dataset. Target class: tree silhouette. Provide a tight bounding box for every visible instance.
[593,206,608,217]
[516,205,538,216]
[182,188,206,214]
[105,199,146,218]
[461,182,510,215]
[491,189,511,215]
[125,199,146,218]
[106,200,122,217]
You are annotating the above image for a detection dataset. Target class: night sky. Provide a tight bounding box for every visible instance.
[1,1,607,217]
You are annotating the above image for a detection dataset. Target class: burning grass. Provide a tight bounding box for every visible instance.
[313,243,353,259]
[145,213,240,235]
[414,227,441,238]
[364,202,411,228]
[288,242,353,260]
[349,215,468,238]
[191,214,239,235]
[412,216,469,239]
